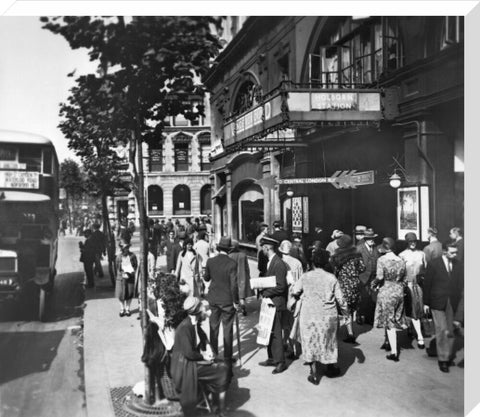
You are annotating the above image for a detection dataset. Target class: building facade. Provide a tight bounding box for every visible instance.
[205,16,464,246]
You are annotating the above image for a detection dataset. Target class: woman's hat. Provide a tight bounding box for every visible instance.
[183,296,202,315]
[331,230,344,239]
[379,237,395,253]
[278,240,292,255]
[260,235,279,247]
[217,236,232,252]
[336,234,354,250]
[364,228,378,239]
[405,232,418,242]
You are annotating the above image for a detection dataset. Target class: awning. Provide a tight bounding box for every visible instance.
[212,185,226,200]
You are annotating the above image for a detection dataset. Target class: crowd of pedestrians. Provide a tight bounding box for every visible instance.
[79,214,464,416]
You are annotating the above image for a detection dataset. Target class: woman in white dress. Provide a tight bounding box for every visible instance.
[175,238,200,297]
[399,232,427,349]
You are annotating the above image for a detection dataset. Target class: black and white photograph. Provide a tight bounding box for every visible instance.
[0,3,475,417]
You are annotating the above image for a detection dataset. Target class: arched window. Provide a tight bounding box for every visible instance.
[232,78,262,115]
[173,184,191,215]
[200,184,212,215]
[147,185,163,214]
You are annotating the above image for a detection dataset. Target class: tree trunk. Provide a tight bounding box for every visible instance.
[66,191,73,234]
[132,120,152,405]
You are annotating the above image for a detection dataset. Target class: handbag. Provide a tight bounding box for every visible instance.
[421,312,435,338]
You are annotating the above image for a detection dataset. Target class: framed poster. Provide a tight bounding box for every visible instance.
[397,186,430,241]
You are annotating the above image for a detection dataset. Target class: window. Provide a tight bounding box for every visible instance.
[149,148,163,172]
[173,114,189,127]
[200,185,212,215]
[147,185,163,214]
[200,144,211,171]
[0,146,16,161]
[442,16,464,47]
[174,143,189,171]
[19,145,42,172]
[173,185,191,215]
[42,148,53,174]
[309,17,404,88]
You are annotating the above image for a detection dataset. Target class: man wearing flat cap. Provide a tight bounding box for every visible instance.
[204,236,239,379]
[170,296,229,417]
[258,235,289,374]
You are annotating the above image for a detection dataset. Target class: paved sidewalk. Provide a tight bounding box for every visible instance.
[83,236,464,417]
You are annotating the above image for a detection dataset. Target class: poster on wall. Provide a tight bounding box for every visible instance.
[397,186,430,241]
[397,187,419,239]
[291,197,303,234]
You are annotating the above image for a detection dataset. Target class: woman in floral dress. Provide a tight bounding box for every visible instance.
[292,248,349,384]
[330,234,366,343]
[372,237,407,361]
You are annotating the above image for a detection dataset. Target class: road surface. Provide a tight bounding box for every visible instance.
[0,235,86,417]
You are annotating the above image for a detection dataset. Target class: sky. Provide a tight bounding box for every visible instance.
[0,17,97,162]
[0,2,476,163]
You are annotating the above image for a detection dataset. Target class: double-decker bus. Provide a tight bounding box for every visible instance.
[0,130,59,321]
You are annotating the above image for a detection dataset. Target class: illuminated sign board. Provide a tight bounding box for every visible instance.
[223,88,382,148]
[0,171,39,189]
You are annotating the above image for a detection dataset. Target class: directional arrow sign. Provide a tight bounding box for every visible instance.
[255,171,375,190]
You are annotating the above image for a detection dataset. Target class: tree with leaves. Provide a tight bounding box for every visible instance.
[42,16,222,405]
[59,158,86,233]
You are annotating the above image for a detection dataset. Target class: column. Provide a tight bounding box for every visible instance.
[226,169,233,237]
[260,156,272,228]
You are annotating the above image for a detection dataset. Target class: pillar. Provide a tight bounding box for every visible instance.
[260,156,272,228]
[226,169,233,237]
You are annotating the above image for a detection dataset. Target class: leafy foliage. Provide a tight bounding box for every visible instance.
[42,16,223,147]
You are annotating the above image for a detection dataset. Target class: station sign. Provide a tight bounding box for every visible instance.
[0,171,39,189]
[223,86,382,149]
[0,161,27,170]
[256,170,375,190]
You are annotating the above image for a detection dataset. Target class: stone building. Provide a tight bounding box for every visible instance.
[204,16,464,247]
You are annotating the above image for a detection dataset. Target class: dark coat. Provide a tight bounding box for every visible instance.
[356,242,379,284]
[261,254,288,311]
[80,236,96,263]
[204,253,239,305]
[423,256,463,312]
[229,250,253,299]
[170,316,208,414]
[90,230,106,255]
[164,238,182,272]
[272,229,290,244]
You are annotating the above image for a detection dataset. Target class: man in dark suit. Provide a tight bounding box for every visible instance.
[356,228,380,325]
[90,223,106,278]
[423,241,464,373]
[258,235,288,374]
[449,227,464,263]
[271,220,290,243]
[204,236,239,379]
[164,230,182,273]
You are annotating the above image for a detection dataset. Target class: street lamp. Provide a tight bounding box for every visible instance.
[286,187,294,197]
[389,172,402,189]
